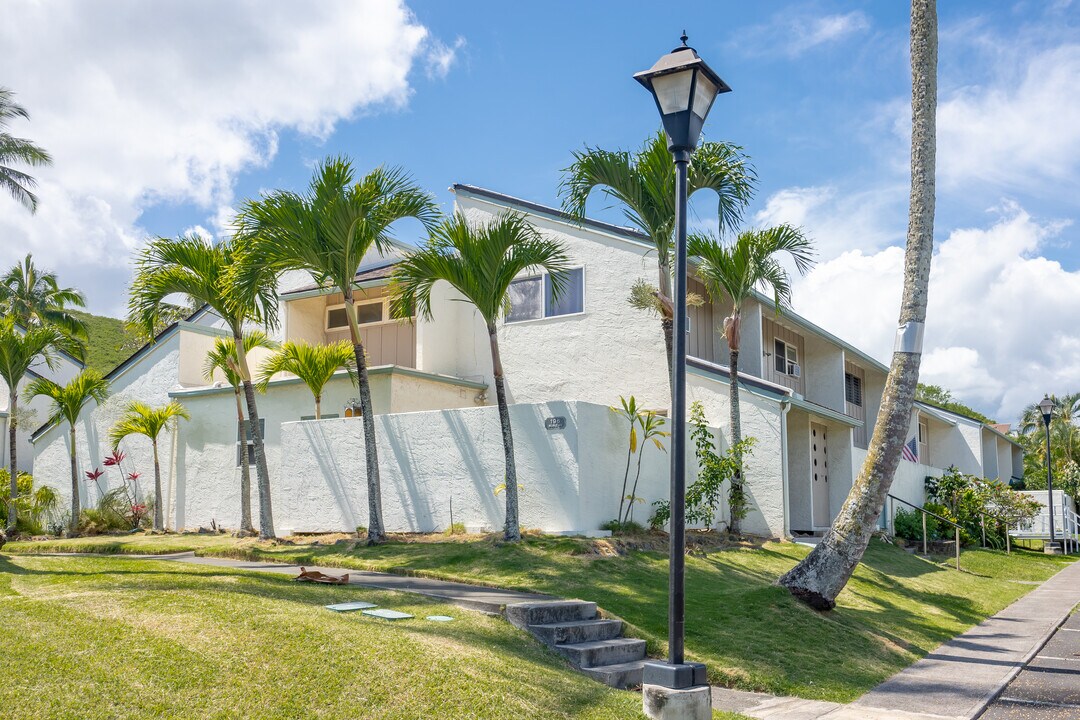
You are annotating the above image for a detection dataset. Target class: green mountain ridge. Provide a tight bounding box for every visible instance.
[71,311,132,374]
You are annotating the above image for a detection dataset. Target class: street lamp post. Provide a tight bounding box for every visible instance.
[634,34,728,719]
[1039,395,1061,554]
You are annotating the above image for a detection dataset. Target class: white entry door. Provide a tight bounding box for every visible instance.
[811,423,830,527]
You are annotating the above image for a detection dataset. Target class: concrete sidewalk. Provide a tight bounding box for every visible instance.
[76,550,553,614]
[851,558,1080,720]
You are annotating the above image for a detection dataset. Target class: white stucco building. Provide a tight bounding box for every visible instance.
[30,185,1023,537]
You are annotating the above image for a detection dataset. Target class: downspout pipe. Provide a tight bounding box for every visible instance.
[780,398,792,540]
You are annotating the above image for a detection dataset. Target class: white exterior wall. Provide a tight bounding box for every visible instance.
[995,438,1013,482]
[271,400,772,537]
[803,335,845,413]
[981,429,999,480]
[33,333,184,514]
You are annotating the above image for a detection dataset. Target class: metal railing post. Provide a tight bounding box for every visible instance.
[980,514,986,548]
[1006,530,1011,555]
[955,526,961,571]
[922,512,928,555]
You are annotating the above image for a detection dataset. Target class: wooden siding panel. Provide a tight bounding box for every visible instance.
[688,278,715,363]
[762,317,806,395]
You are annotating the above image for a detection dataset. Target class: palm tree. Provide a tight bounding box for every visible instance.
[204,330,277,535]
[128,233,279,538]
[0,87,52,213]
[0,317,82,533]
[236,157,438,544]
[780,0,938,609]
[256,341,356,420]
[0,253,88,340]
[108,401,190,532]
[389,211,570,541]
[560,131,755,369]
[24,369,110,532]
[689,226,815,534]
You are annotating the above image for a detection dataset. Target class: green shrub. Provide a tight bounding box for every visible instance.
[893,507,942,543]
[0,469,59,534]
[600,519,646,535]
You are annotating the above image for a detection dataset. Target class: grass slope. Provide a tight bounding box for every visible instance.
[0,554,747,720]
[71,310,130,373]
[11,534,1073,702]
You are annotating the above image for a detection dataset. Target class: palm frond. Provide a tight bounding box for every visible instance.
[255,340,356,400]
[108,400,190,449]
[24,369,109,428]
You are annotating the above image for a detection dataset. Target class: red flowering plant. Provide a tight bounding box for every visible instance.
[129,503,149,529]
[85,468,106,497]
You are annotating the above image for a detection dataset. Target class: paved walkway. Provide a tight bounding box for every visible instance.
[84,551,552,614]
[712,560,1080,720]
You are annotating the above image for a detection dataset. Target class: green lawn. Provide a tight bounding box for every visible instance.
[0,553,752,720]
[9,533,1074,702]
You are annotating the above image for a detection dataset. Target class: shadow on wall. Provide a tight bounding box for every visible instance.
[303,420,360,531]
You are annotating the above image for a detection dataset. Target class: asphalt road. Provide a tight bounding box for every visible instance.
[980,610,1080,720]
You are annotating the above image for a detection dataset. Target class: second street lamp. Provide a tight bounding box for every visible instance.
[1039,395,1061,554]
[635,34,728,714]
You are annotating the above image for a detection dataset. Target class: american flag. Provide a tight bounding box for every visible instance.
[901,436,919,463]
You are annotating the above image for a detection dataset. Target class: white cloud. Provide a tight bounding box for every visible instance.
[0,0,450,314]
[426,36,466,79]
[733,10,870,58]
[937,44,1080,193]
[753,184,906,261]
[790,205,1080,423]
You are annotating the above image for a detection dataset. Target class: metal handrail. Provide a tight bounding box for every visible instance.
[886,493,963,570]
[887,493,962,529]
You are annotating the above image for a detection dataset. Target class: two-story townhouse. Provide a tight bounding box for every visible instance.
[29,183,1022,538]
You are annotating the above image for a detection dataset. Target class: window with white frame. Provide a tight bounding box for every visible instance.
[506,267,584,323]
[326,300,384,331]
[773,338,799,376]
[918,417,929,462]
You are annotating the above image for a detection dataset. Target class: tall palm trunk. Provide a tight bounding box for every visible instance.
[346,295,385,545]
[488,323,520,541]
[7,389,17,535]
[234,389,253,534]
[780,0,937,609]
[151,440,163,531]
[314,395,322,421]
[69,425,80,532]
[233,330,274,539]
[726,310,745,535]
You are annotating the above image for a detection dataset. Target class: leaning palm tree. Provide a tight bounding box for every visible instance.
[689,226,815,534]
[204,330,277,535]
[236,157,438,544]
[0,317,82,534]
[780,0,938,609]
[256,340,356,420]
[0,87,52,213]
[389,211,570,541]
[108,401,190,532]
[0,254,88,340]
[560,131,755,369]
[129,233,279,538]
[24,369,110,532]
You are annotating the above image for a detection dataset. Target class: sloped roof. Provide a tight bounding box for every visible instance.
[281,261,400,297]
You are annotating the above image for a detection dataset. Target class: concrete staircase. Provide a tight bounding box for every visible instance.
[505,600,647,689]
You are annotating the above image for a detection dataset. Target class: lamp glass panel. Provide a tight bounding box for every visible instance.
[650,70,693,114]
[691,72,718,120]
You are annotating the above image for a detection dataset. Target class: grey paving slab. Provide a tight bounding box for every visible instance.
[853,560,1080,720]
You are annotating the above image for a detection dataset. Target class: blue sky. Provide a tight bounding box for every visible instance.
[2,0,1079,420]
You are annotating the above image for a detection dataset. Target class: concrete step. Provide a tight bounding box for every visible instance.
[528,619,623,645]
[580,659,646,689]
[505,600,597,630]
[556,637,647,668]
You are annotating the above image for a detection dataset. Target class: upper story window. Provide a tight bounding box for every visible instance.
[506,267,584,323]
[918,417,929,460]
[845,373,863,407]
[326,300,385,331]
[774,338,800,377]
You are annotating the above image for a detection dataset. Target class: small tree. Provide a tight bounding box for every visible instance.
[611,395,643,526]
[204,330,277,534]
[623,412,669,525]
[256,340,356,420]
[389,211,570,541]
[24,369,110,532]
[108,401,190,532]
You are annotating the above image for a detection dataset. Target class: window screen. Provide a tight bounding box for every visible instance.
[506,276,543,322]
[545,268,584,317]
[845,373,863,406]
[355,302,383,325]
